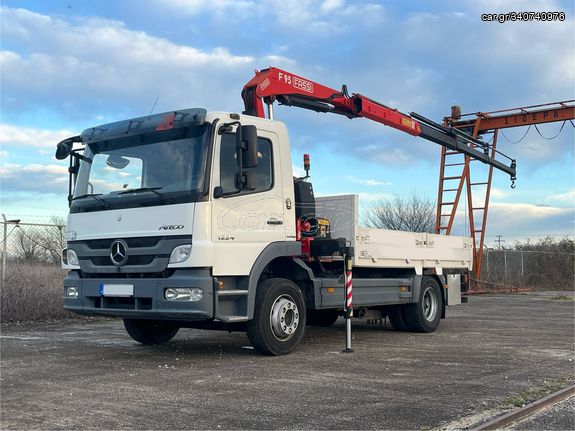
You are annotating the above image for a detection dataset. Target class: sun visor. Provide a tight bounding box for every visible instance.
[80,108,207,143]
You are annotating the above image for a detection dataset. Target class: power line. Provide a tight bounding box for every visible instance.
[534,121,567,140]
[501,125,531,144]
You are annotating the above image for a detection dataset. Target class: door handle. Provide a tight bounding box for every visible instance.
[267,219,283,225]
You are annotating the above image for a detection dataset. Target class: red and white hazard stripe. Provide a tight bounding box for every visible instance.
[346,270,353,310]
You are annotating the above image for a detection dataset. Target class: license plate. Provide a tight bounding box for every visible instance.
[100,284,134,297]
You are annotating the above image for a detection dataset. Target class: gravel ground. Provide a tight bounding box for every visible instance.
[507,395,574,430]
[1,292,574,430]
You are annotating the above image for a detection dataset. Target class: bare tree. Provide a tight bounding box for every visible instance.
[39,216,66,264]
[11,217,66,265]
[363,192,435,233]
[14,228,43,263]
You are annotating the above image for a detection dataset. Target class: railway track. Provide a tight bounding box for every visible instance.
[472,385,575,430]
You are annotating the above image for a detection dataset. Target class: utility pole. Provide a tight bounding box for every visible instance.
[1,214,20,290]
[495,235,505,250]
[1,214,6,290]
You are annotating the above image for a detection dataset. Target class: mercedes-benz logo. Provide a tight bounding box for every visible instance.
[110,239,128,266]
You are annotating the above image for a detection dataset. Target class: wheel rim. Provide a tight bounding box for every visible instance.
[422,287,438,321]
[269,294,300,341]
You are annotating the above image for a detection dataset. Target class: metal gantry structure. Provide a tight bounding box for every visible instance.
[436,100,575,284]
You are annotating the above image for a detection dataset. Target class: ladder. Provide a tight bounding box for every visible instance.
[436,118,500,281]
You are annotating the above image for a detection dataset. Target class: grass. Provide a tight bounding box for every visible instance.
[1,263,81,323]
[499,375,574,408]
[548,295,574,301]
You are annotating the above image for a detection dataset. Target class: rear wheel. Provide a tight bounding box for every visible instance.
[306,309,339,327]
[388,305,409,331]
[123,319,179,345]
[247,278,306,356]
[403,277,443,333]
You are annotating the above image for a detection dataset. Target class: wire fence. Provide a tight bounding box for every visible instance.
[480,248,574,291]
[1,219,68,321]
[1,219,573,291]
[1,220,65,265]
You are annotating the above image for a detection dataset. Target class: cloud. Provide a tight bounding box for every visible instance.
[482,202,574,237]
[358,192,393,202]
[347,176,391,187]
[316,191,391,202]
[0,163,68,193]
[0,124,75,149]
[2,4,572,172]
[0,7,294,123]
[159,0,256,15]
[491,202,567,218]
[268,0,385,34]
[320,0,345,13]
[546,189,575,204]
[438,199,574,239]
[292,164,306,178]
[395,6,574,164]
[489,188,508,199]
[151,0,385,37]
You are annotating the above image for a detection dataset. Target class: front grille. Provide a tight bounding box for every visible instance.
[69,235,191,275]
[90,255,158,266]
[89,296,153,310]
[85,236,163,249]
[80,269,175,279]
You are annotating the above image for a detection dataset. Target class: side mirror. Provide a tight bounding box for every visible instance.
[213,186,224,199]
[213,172,255,199]
[236,125,258,169]
[235,171,256,191]
[55,136,81,160]
[106,155,130,169]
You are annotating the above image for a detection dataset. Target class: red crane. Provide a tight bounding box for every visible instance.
[242,67,517,178]
[241,66,520,287]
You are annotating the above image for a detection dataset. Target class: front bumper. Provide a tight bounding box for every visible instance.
[63,269,214,320]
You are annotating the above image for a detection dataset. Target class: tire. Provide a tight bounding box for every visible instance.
[306,309,339,327]
[403,276,443,333]
[247,278,306,356]
[123,319,180,345]
[388,305,409,331]
[461,280,469,303]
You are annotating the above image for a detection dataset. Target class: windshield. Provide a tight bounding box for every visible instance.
[70,124,211,213]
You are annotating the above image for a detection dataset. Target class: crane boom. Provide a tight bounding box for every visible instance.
[242,67,517,181]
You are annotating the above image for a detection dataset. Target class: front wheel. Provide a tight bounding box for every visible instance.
[247,278,306,356]
[123,319,180,345]
[403,277,443,333]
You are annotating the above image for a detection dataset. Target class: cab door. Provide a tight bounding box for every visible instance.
[211,126,286,276]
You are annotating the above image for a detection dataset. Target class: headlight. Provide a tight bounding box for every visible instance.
[67,249,79,266]
[169,244,192,264]
[164,288,203,302]
[65,287,79,298]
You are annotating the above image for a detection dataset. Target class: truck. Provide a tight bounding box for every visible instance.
[55,67,516,355]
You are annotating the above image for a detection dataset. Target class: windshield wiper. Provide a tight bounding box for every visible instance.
[71,193,111,208]
[72,193,103,201]
[118,187,173,203]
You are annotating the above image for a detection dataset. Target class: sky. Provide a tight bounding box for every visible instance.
[1,0,574,247]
